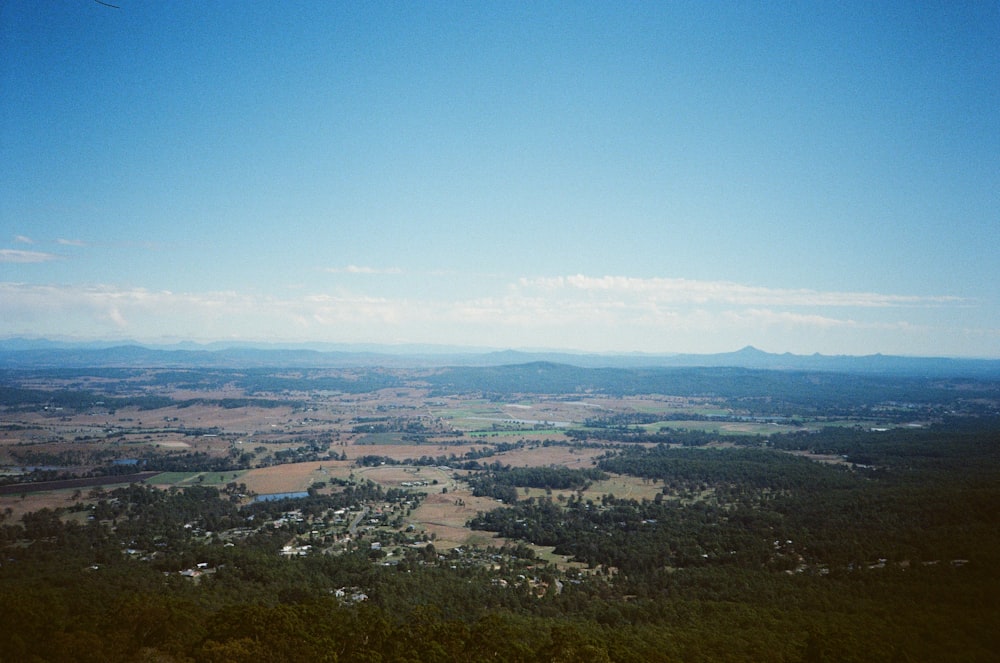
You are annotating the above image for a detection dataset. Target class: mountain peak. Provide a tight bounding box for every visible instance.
[735,345,767,355]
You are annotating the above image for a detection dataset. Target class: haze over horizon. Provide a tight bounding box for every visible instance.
[2,2,998,358]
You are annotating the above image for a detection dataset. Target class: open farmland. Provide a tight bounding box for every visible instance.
[1,363,994,535]
[236,460,352,495]
[410,489,511,549]
[0,362,987,523]
[0,487,83,521]
[343,443,484,463]
[0,370,666,550]
[2,360,999,662]
[492,443,607,468]
[354,464,452,488]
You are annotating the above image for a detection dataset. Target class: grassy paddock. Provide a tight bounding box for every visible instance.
[494,444,609,468]
[578,474,664,502]
[240,462,349,495]
[356,432,407,445]
[151,471,247,487]
[355,464,452,490]
[410,489,510,550]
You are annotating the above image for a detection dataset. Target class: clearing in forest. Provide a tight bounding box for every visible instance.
[239,460,353,495]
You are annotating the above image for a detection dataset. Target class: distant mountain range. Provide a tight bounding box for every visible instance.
[0,338,998,378]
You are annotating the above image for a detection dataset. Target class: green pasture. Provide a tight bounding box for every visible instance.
[430,404,511,429]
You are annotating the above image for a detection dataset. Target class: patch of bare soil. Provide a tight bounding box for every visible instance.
[494,445,609,468]
[411,489,508,550]
[0,489,86,522]
[354,465,450,488]
[241,460,353,494]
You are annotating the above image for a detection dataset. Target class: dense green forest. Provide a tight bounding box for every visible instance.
[2,417,998,661]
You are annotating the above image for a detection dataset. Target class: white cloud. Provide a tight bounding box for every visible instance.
[324,265,403,275]
[56,238,88,247]
[518,275,964,308]
[722,308,855,329]
[0,249,59,263]
[0,275,990,356]
[14,235,34,244]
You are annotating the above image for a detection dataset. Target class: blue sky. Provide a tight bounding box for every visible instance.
[2,1,998,356]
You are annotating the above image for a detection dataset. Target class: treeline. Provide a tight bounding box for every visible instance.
[8,447,253,478]
[0,385,175,412]
[352,417,432,434]
[425,363,999,412]
[355,441,529,469]
[469,467,609,503]
[0,384,295,413]
[768,416,1000,474]
[241,372,403,395]
[597,446,855,493]
[271,440,331,465]
[568,426,758,446]
[583,412,665,427]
